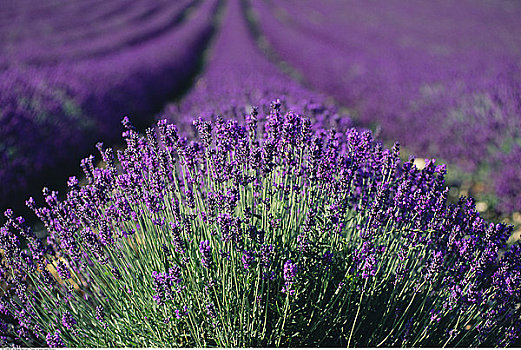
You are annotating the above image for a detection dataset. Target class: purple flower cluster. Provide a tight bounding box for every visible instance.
[5,0,519,222]
[199,240,213,269]
[282,259,297,295]
[61,311,77,331]
[95,306,106,325]
[151,266,184,306]
[241,250,255,270]
[45,330,64,348]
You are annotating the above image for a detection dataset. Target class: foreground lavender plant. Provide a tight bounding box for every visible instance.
[1,105,520,347]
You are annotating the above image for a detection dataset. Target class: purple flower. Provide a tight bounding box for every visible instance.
[61,311,77,330]
[251,0,521,213]
[354,241,378,279]
[284,259,297,281]
[67,176,79,188]
[425,250,444,282]
[260,244,274,268]
[95,305,107,329]
[216,214,233,243]
[174,309,184,319]
[169,222,186,254]
[112,268,122,281]
[282,259,297,295]
[206,303,217,318]
[199,240,213,269]
[430,310,441,323]
[46,330,64,348]
[151,266,183,305]
[241,250,255,270]
[56,260,71,280]
[322,250,334,267]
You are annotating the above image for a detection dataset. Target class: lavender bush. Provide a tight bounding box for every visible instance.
[249,0,521,213]
[1,107,520,347]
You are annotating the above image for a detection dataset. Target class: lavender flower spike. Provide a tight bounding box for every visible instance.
[199,240,213,269]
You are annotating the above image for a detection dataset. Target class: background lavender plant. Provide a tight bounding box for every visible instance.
[1,109,519,347]
[248,0,521,213]
[0,0,218,210]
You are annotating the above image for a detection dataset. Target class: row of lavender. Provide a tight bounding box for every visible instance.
[1,0,194,66]
[160,0,350,134]
[0,0,218,209]
[249,0,521,213]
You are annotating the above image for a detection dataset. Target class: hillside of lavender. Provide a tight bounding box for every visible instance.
[1,0,521,346]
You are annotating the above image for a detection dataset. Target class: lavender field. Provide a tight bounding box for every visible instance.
[1,0,520,347]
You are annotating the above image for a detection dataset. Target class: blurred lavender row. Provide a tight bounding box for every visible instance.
[161,0,350,134]
[1,0,195,65]
[0,0,218,209]
[250,0,521,212]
